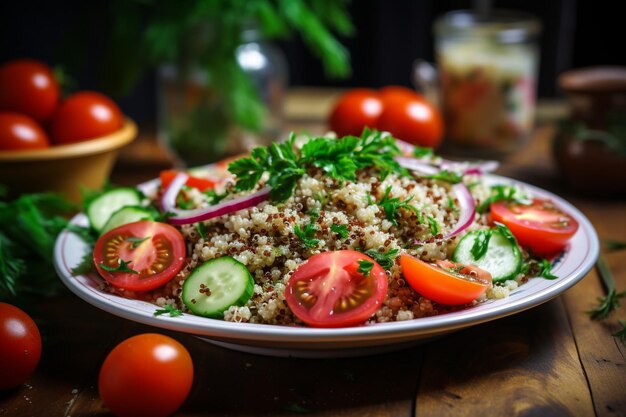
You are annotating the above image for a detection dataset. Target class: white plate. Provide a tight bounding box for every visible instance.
[54,175,599,357]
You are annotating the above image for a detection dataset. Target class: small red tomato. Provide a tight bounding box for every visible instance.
[0,112,50,151]
[0,59,60,122]
[328,89,383,137]
[50,91,123,144]
[376,93,443,148]
[99,333,194,417]
[0,303,42,390]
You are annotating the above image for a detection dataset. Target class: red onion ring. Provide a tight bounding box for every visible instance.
[395,156,440,175]
[161,172,270,225]
[414,182,476,245]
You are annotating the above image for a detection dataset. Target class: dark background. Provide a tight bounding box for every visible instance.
[0,0,623,124]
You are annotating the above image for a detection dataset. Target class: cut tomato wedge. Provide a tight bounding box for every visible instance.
[490,198,579,255]
[400,255,492,305]
[93,221,186,292]
[285,250,388,328]
[160,170,216,192]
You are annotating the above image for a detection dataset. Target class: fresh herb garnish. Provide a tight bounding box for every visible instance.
[176,187,195,210]
[424,170,462,184]
[377,186,422,226]
[196,222,208,240]
[537,259,558,280]
[154,304,183,317]
[427,215,440,236]
[470,229,492,261]
[447,195,458,212]
[204,189,229,205]
[494,222,519,247]
[330,224,349,239]
[613,320,626,344]
[477,184,531,214]
[412,146,434,158]
[363,248,399,270]
[587,256,625,320]
[357,259,374,277]
[605,240,626,251]
[125,236,151,249]
[99,259,139,275]
[229,130,405,202]
[294,223,320,248]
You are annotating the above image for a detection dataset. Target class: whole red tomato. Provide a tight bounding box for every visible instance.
[99,333,193,417]
[328,89,382,137]
[376,92,443,148]
[0,59,60,122]
[0,303,42,390]
[0,112,50,151]
[50,91,123,144]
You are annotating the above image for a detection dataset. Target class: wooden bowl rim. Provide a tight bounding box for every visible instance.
[0,118,137,162]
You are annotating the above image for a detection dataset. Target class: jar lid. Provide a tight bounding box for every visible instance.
[559,66,626,93]
[435,9,541,44]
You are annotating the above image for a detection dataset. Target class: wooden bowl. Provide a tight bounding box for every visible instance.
[0,118,137,202]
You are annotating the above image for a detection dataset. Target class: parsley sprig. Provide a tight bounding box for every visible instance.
[99,259,139,275]
[477,184,531,214]
[363,248,399,270]
[377,186,422,226]
[470,229,492,260]
[228,130,405,202]
[330,224,349,239]
[154,304,183,317]
[294,223,320,249]
[357,259,374,277]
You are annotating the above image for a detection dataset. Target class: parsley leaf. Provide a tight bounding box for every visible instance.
[424,170,462,184]
[294,223,320,248]
[470,230,492,261]
[330,224,349,239]
[154,304,183,317]
[477,184,531,214]
[363,248,399,270]
[427,215,440,236]
[413,146,434,158]
[204,189,228,205]
[125,236,151,249]
[357,259,374,277]
[377,186,422,226]
[494,222,519,247]
[537,259,558,280]
[447,195,458,212]
[99,259,139,274]
[196,222,207,240]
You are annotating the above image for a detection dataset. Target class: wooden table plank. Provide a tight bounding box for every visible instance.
[414,299,595,417]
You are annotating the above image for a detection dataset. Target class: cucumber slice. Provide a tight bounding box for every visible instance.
[101,206,156,234]
[182,257,254,319]
[453,230,522,282]
[87,188,142,232]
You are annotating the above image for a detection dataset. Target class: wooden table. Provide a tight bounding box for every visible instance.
[1,90,625,417]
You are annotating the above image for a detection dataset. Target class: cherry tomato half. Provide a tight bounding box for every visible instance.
[0,303,42,390]
[0,112,50,151]
[99,333,193,417]
[400,255,492,305]
[93,221,186,292]
[160,170,216,192]
[285,250,388,327]
[490,199,579,255]
[0,59,59,122]
[50,91,123,144]
[328,89,383,137]
[376,92,443,148]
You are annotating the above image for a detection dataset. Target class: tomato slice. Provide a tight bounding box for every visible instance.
[490,198,579,255]
[400,255,492,305]
[160,169,216,191]
[285,250,388,328]
[93,221,186,292]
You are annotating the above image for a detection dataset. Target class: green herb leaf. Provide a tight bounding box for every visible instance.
[613,319,626,344]
[330,224,348,239]
[154,304,183,317]
[125,236,151,249]
[71,251,96,277]
[357,259,374,277]
[605,240,626,251]
[363,248,399,270]
[294,223,320,248]
[427,215,440,236]
[477,184,531,214]
[196,222,208,240]
[377,186,421,226]
[204,189,229,205]
[447,195,458,212]
[424,170,462,184]
[537,259,558,280]
[493,222,519,247]
[470,230,492,261]
[413,146,434,158]
[99,259,139,275]
[587,289,626,320]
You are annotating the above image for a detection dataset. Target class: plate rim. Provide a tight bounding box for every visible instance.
[54,174,599,345]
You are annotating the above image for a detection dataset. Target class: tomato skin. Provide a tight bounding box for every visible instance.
[0,303,42,390]
[93,221,186,292]
[50,91,123,144]
[160,170,216,191]
[0,112,50,151]
[329,89,383,137]
[490,199,579,255]
[285,250,388,328]
[0,59,59,122]
[376,93,443,148]
[99,333,193,417]
[400,255,491,305]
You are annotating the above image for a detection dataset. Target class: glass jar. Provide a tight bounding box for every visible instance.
[157,25,288,167]
[435,10,541,153]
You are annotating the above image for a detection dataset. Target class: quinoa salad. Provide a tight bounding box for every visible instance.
[87,130,578,328]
